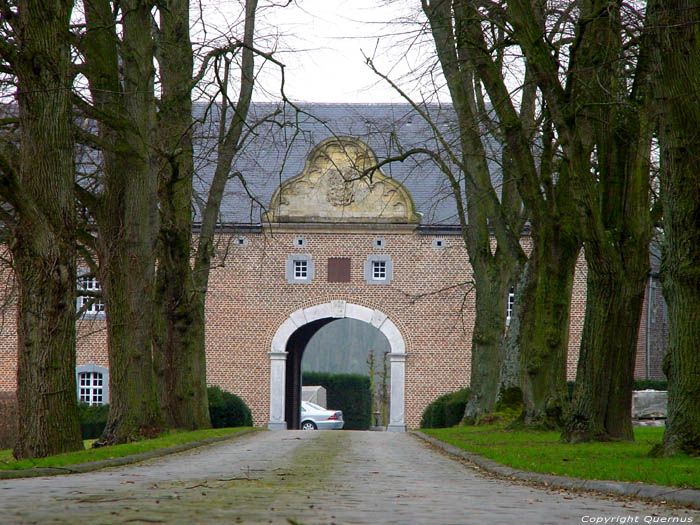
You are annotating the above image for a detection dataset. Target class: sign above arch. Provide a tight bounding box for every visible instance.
[264,136,420,224]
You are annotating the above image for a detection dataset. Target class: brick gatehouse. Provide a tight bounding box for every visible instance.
[0,104,667,433]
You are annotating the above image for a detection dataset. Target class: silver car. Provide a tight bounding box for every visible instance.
[300,401,344,430]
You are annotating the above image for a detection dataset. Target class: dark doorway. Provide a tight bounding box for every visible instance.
[284,318,333,429]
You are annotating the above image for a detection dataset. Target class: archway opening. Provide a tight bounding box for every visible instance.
[285,318,392,430]
[268,301,407,432]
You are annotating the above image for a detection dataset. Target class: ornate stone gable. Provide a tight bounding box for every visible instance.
[264,136,420,224]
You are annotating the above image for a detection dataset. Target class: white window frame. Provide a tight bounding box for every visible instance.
[77,274,105,318]
[364,254,393,285]
[285,254,314,284]
[76,363,109,405]
[372,260,387,280]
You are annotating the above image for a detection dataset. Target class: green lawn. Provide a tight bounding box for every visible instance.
[0,427,253,471]
[422,424,700,489]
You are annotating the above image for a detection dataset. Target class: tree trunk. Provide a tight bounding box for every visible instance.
[518,231,578,429]
[563,262,647,442]
[82,0,162,444]
[649,0,700,457]
[498,259,529,395]
[152,0,210,430]
[463,262,511,422]
[10,0,83,459]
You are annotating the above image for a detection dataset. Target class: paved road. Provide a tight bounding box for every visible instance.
[0,431,697,524]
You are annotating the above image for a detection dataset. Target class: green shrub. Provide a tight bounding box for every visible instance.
[420,388,471,429]
[78,403,109,439]
[207,386,253,428]
[633,380,667,391]
[302,372,371,430]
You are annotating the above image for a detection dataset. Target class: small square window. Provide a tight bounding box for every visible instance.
[294,259,308,279]
[286,254,314,283]
[373,238,385,249]
[372,260,387,280]
[294,236,307,247]
[234,237,248,246]
[364,255,393,285]
[433,238,445,249]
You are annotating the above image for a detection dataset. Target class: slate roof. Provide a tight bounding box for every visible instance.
[190,102,486,229]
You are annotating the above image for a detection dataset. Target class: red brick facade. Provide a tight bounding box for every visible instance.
[0,226,667,430]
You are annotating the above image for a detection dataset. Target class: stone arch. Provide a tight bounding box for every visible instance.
[268,300,407,431]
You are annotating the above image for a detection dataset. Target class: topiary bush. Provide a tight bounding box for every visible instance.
[420,388,471,429]
[79,403,110,439]
[207,386,253,428]
[302,372,371,430]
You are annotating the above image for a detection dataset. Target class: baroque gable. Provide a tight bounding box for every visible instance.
[263,136,420,224]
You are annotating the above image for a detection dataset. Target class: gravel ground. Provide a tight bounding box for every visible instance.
[0,430,697,524]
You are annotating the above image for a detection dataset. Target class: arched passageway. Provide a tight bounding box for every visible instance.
[268,300,407,431]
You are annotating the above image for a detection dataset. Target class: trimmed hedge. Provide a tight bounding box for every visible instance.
[302,372,371,430]
[420,388,471,429]
[207,386,253,428]
[79,403,109,439]
[633,380,667,391]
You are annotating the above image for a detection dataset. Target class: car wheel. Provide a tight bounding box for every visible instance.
[301,421,317,430]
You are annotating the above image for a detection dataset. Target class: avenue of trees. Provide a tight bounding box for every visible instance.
[0,0,697,459]
[374,0,698,455]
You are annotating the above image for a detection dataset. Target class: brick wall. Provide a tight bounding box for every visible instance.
[0,228,666,431]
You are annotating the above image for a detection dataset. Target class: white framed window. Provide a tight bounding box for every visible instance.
[373,238,385,249]
[286,254,314,284]
[234,236,248,247]
[372,260,387,280]
[433,238,445,249]
[294,236,307,248]
[77,275,105,317]
[294,259,308,279]
[364,255,393,285]
[506,286,515,325]
[76,363,109,405]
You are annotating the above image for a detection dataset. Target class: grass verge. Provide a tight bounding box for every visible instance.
[0,427,253,471]
[422,424,700,489]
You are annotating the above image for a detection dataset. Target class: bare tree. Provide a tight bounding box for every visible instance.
[648,0,700,456]
[420,0,582,428]
[0,0,83,458]
[506,0,655,441]
[152,0,263,429]
[77,0,162,444]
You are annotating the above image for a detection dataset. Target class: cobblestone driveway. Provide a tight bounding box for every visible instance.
[0,431,697,524]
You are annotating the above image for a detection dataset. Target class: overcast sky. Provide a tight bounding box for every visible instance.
[249,0,438,103]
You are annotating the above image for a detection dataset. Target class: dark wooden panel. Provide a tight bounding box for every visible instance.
[328,257,351,282]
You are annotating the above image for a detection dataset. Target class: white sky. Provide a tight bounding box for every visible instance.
[249,0,438,103]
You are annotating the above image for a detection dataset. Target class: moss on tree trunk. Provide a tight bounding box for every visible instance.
[649,0,700,457]
[152,0,210,430]
[10,0,83,459]
[518,232,578,429]
[563,266,647,442]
